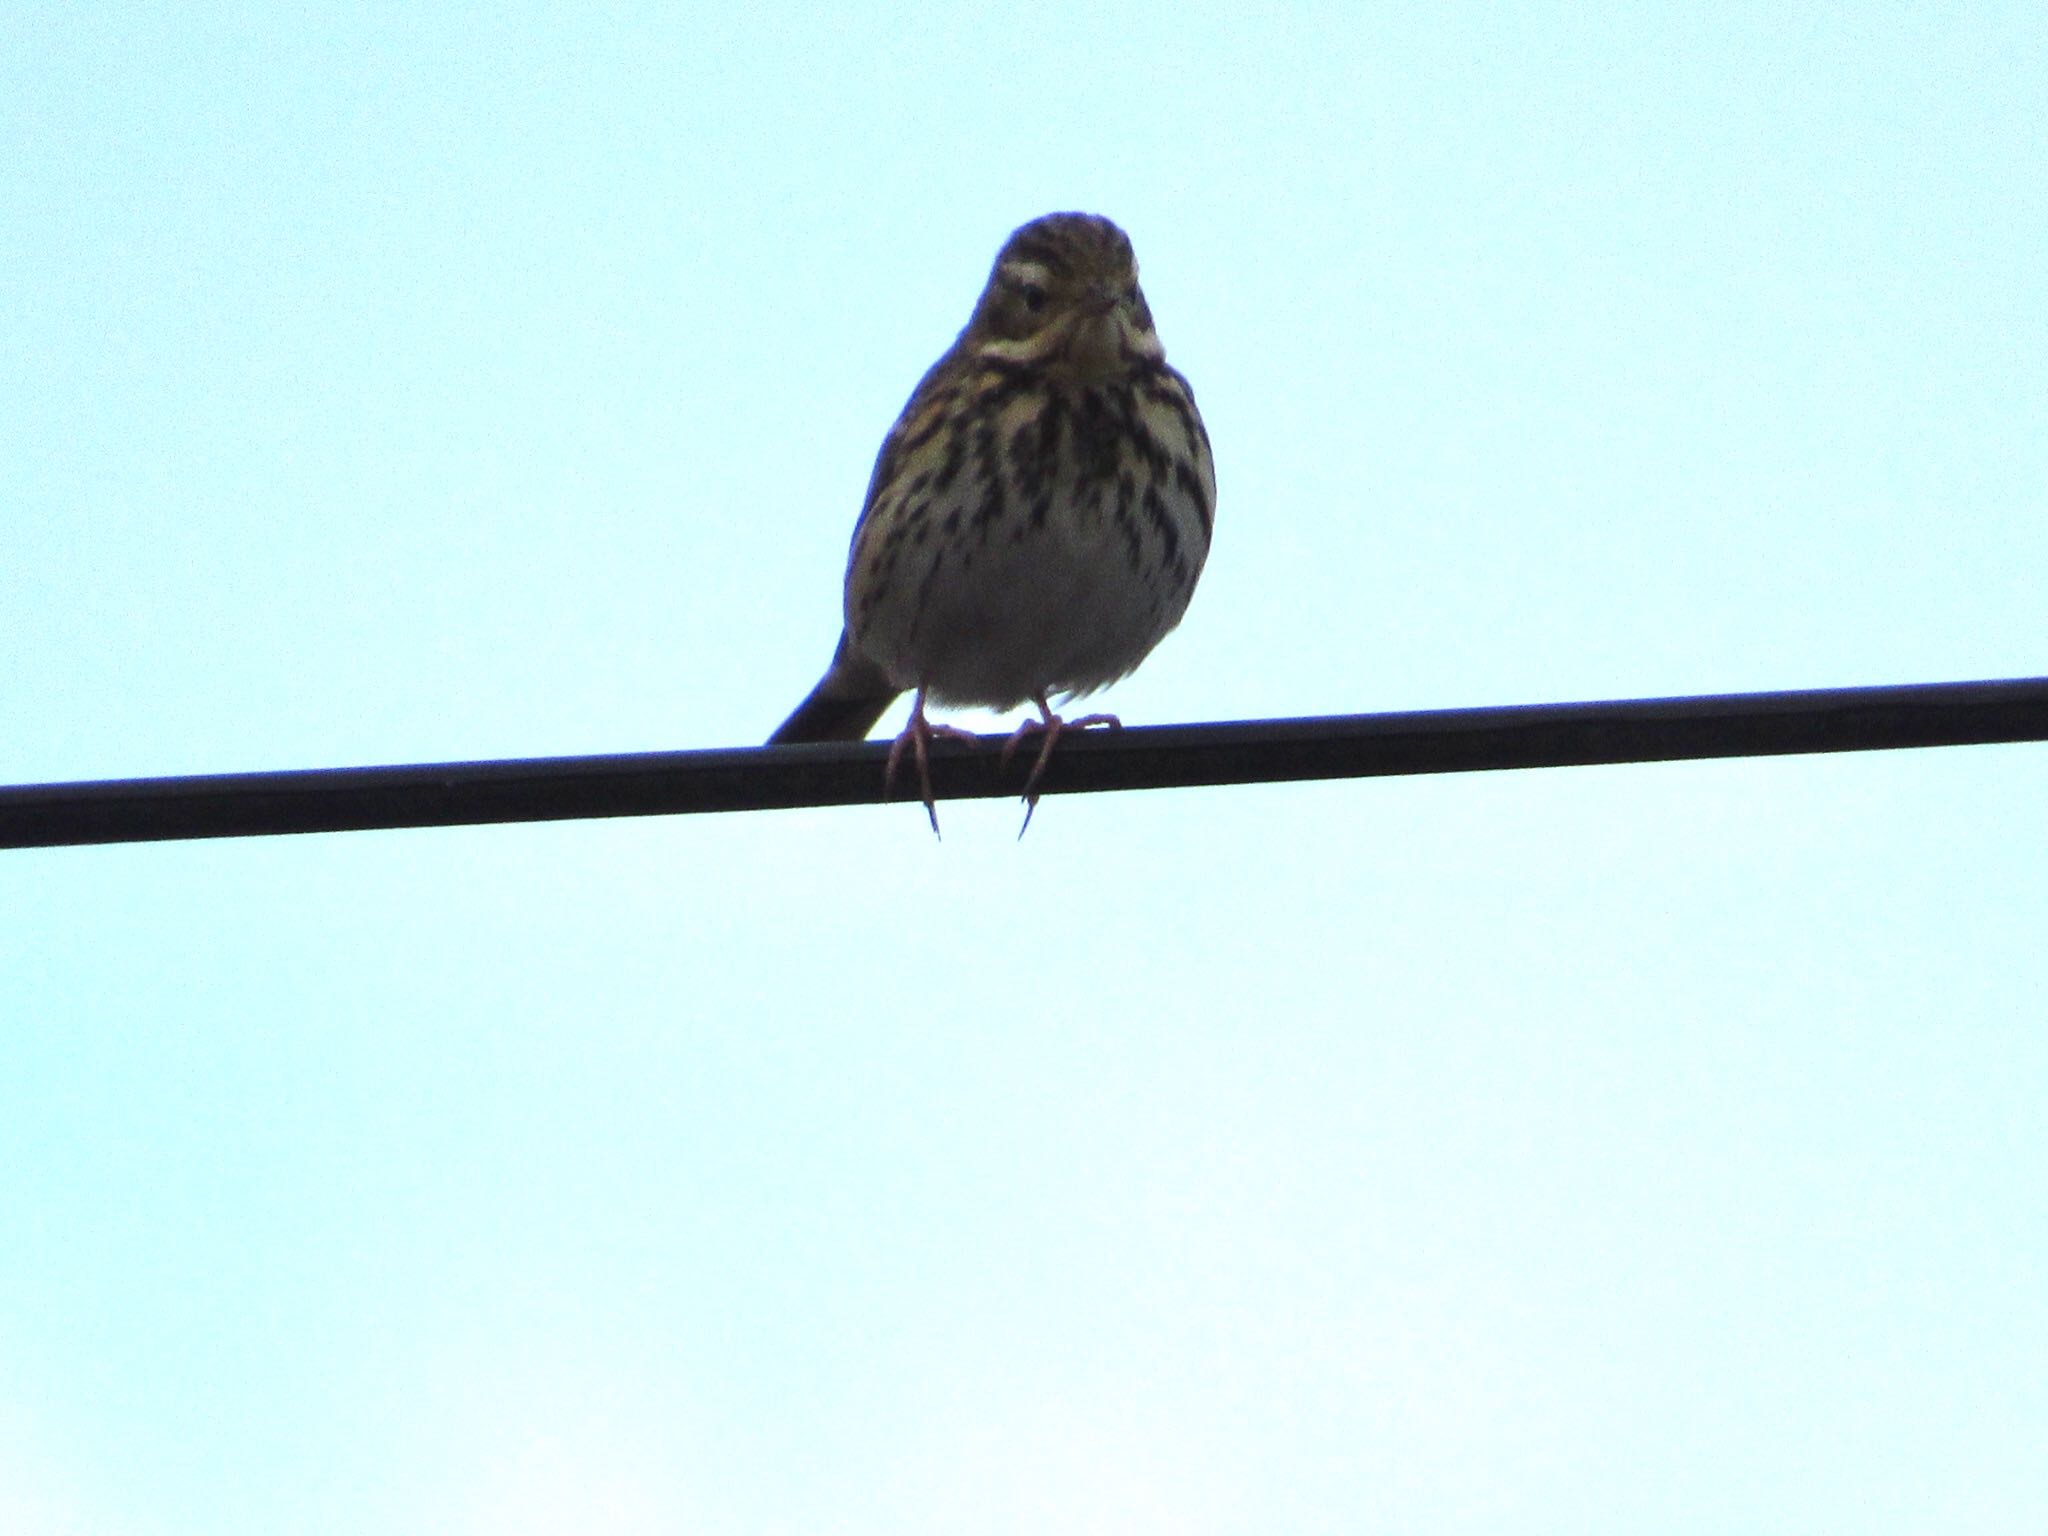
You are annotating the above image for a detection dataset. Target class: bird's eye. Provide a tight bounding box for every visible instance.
[1018,282,1048,313]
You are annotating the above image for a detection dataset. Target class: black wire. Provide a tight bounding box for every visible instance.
[4,676,2045,850]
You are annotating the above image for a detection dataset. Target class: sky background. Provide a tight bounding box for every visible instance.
[4,4,2046,1532]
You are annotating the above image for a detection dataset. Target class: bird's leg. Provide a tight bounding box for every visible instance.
[883,687,979,837]
[1000,692,1122,836]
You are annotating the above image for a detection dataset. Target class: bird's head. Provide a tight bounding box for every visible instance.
[966,212,1163,385]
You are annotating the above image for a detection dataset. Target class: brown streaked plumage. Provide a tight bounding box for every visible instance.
[769,212,1214,831]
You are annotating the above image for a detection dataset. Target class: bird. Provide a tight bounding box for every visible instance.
[768,211,1214,833]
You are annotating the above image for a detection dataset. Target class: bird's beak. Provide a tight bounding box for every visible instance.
[1063,301,1124,381]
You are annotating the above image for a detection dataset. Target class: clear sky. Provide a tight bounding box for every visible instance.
[4,4,2045,1532]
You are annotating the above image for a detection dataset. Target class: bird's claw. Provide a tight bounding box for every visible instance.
[1002,697,1121,837]
[884,692,979,837]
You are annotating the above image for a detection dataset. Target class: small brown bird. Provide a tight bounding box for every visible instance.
[770,212,1215,831]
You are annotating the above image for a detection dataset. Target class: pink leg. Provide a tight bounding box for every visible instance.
[999,692,1122,836]
[883,687,979,837]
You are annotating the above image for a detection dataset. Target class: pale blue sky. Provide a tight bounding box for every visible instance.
[4,5,2045,1533]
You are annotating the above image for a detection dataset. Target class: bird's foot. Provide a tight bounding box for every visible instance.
[884,691,980,837]
[1000,695,1122,837]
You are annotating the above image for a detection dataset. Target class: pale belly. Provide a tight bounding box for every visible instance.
[852,469,1207,710]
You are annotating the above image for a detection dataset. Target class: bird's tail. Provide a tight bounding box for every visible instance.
[768,633,900,743]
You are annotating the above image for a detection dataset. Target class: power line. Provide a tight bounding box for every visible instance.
[4,676,2045,851]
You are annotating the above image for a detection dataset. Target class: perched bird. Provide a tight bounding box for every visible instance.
[769,212,1215,832]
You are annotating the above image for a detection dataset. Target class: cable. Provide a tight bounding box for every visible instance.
[4,676,2044,850]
